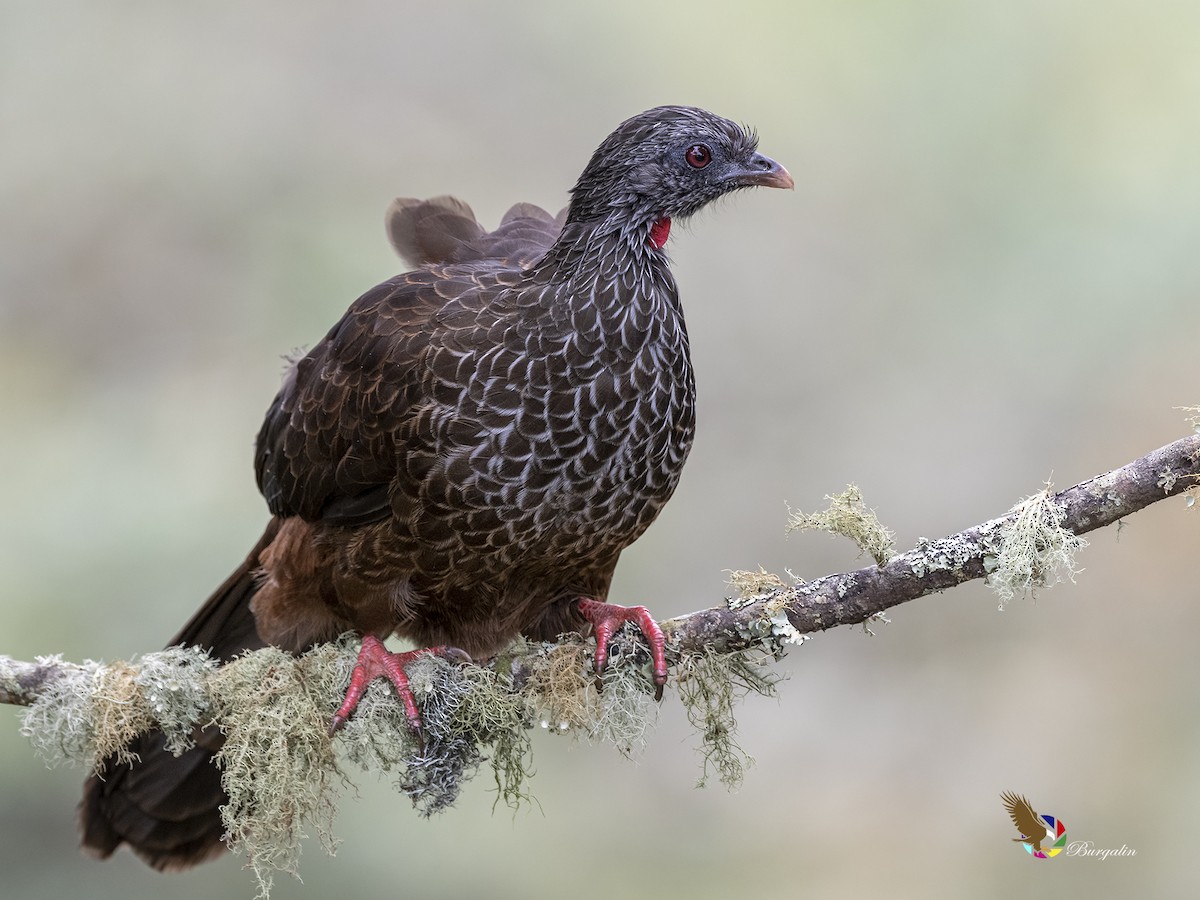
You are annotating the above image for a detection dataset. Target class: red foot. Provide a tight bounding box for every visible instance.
[577,598,668,701]
[329,636,467,736]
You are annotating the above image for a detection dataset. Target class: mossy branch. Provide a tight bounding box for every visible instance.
[2,432,1196,896]
[4,431,1197,712]
[661,432,1199,655]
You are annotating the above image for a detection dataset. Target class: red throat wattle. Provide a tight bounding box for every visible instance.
[649,216,671,249]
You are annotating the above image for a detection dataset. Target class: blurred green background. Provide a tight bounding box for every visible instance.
[2,1,1197,898]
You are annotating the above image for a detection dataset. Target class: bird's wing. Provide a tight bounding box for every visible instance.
[1000,792,1045,839]
[254,263,515,527]
[264,192,565,528]
[386,196,564,268]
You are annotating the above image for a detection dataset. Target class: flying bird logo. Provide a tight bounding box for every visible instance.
[1001,792,1068,859]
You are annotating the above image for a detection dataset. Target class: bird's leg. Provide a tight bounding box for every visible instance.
[576,598,668,701]
[328,635,468,736]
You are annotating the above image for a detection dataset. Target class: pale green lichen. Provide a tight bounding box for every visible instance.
[723,571,814,658]
[1159,466,1180,493]
[910,533,981,579]
[208,644,347,898]
[988,484,1087,609]
[19,629,776,899]
[20,655,106,770]
[726,567,787,601]
[674,647,780,789]
[788,485,895,566]
[20,648,215,773]
[768,608,809,647]
[588,650,657,754]
[524,640,593,730]
[134,646,218,755]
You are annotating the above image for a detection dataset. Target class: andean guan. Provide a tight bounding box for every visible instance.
[79,105,792,870]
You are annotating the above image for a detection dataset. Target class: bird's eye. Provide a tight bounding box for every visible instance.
[685,144,712,169]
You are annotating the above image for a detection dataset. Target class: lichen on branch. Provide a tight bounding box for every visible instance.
[986,483,1087,609]
[787,484,895,566]
[4,430,1198,897]
[13,630,775,898]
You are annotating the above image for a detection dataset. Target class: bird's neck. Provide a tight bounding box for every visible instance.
[529,217,671,291]
[524,217,686,351]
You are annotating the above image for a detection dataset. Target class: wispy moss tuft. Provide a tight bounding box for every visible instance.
[20,655,105,769]
[21,647,217,772]
[788,485,895,565]
[988,484,1087,609]
[674,647,781,789]
[208,644,346,898]
[135,646,218,755]
[726,567,787,599]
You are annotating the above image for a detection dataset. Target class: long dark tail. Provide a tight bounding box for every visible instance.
[79,519,279,870]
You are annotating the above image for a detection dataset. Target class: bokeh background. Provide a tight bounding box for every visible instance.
[2,1,1197,898]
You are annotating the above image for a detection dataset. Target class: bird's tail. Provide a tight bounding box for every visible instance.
[78,519,279,871]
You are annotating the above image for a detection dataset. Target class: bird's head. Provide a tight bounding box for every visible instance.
[565,106,793,245]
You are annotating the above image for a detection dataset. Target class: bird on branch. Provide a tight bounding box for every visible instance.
[80,105,793,870]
